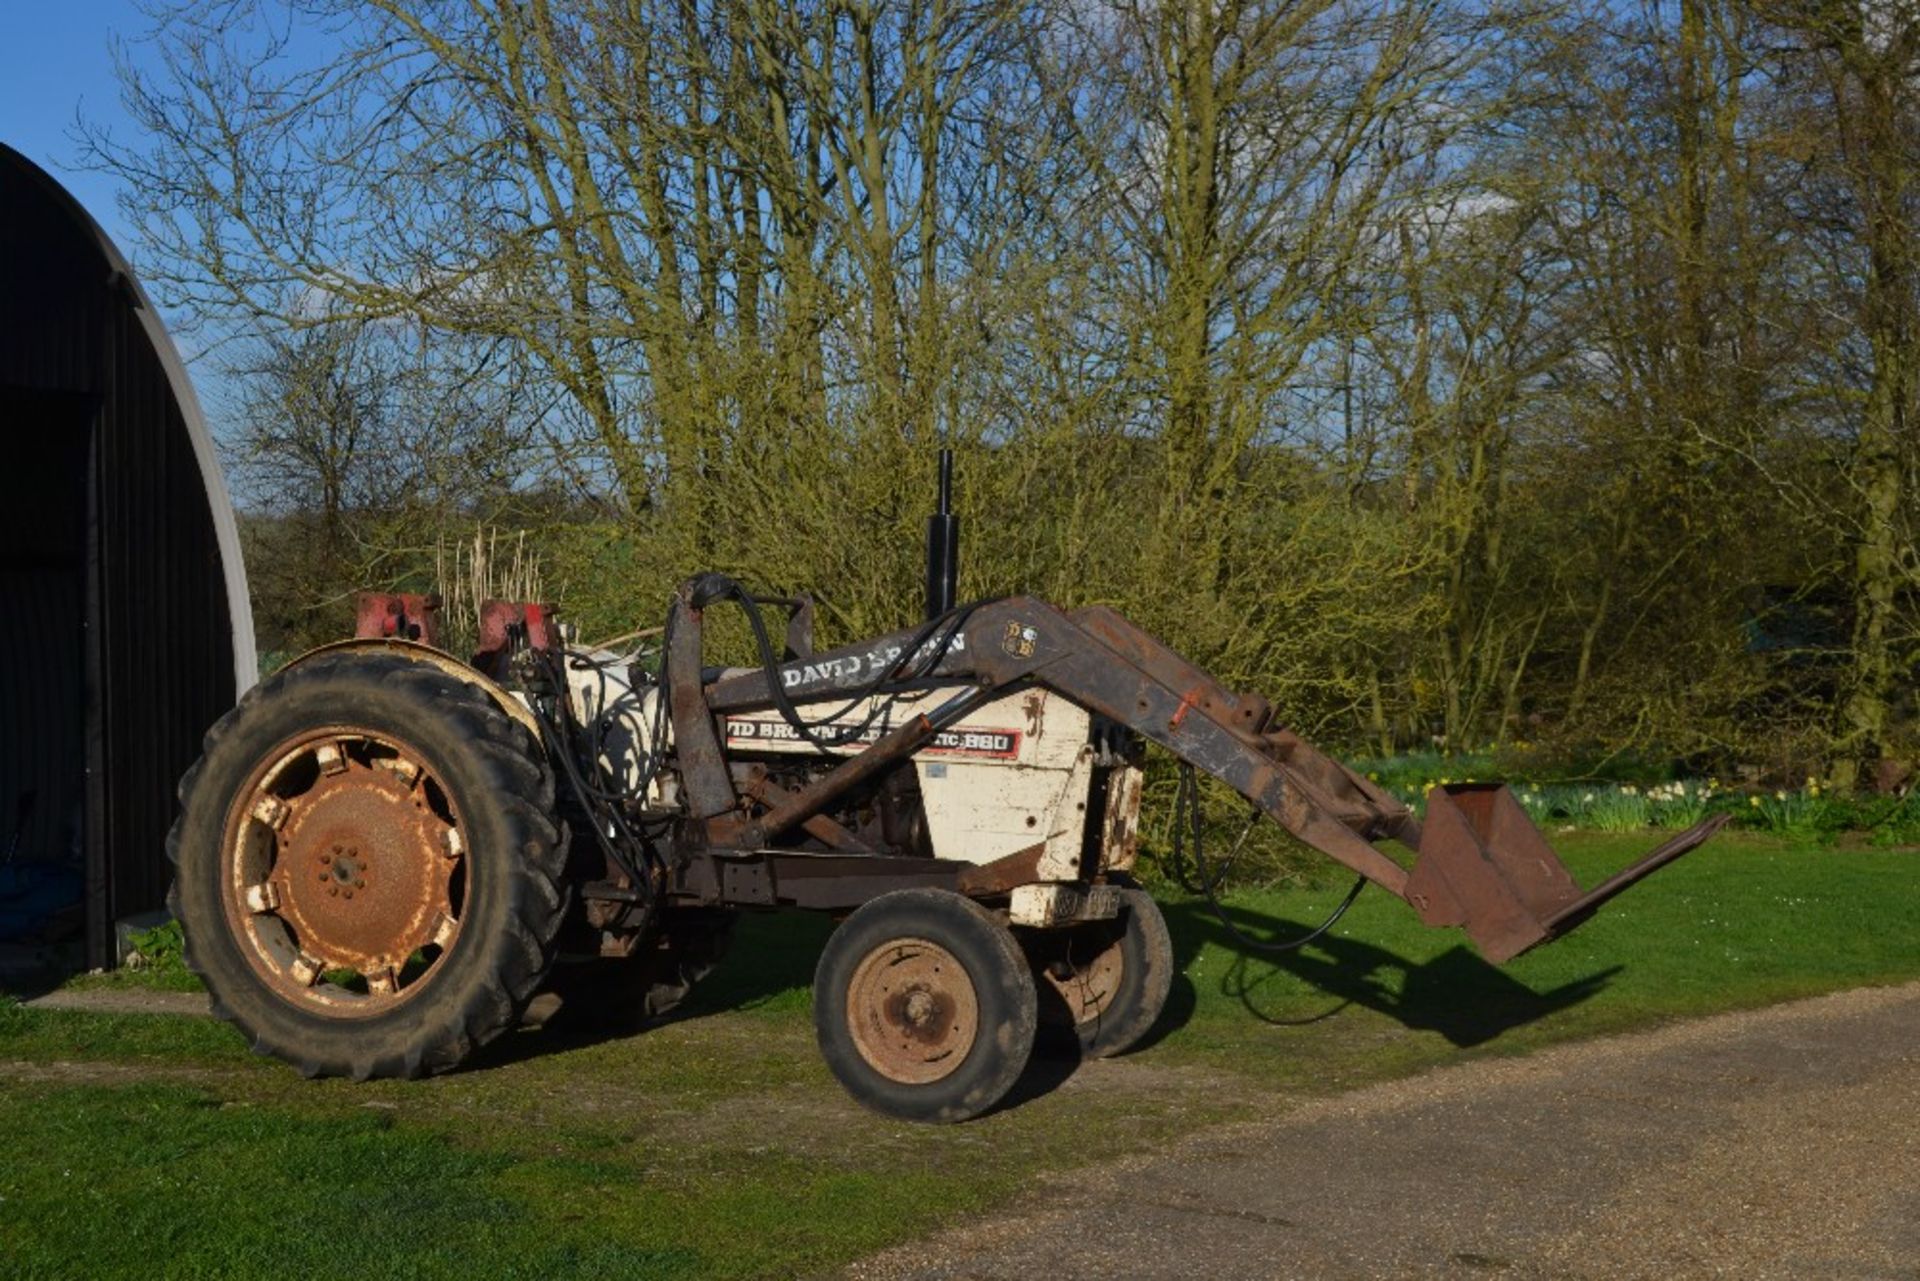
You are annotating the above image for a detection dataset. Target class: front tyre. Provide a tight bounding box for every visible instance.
[1025,878,1172,1058]
[167,652,569,1079]
[813,889,1036,1123]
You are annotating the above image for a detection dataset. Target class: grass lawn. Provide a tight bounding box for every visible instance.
[1,831,1915,1279]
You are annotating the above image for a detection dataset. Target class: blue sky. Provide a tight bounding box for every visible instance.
[1,4,147,253]
[2,4,339,407]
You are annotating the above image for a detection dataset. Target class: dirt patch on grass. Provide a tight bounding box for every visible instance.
[0,1057,222,1086]
[25,988,212,1017]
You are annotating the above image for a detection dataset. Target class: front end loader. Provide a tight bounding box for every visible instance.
[168,455,1726,1121]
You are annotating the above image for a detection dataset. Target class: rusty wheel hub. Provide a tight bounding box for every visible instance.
[845,938,978,1085]
[1041,932,1126,1028]
[222,730,463,1013]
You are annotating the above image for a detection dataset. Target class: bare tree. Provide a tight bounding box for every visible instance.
[1745,0,1920,786]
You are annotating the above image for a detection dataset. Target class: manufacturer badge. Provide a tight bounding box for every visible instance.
[1002,621,1039,659]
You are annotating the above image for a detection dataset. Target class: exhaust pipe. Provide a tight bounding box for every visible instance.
[925,447,959,619]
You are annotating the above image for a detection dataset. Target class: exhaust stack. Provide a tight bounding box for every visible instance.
[925,448,959,619]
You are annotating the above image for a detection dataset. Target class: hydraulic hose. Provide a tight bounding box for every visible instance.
[1171,761,1366,954]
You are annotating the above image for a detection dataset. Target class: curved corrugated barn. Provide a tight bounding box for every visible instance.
[1,143,256,973]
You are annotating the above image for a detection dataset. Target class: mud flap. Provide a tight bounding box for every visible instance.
[1405,784,1730,964]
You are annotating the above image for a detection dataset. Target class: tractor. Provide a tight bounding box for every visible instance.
[168,454,1726,1121]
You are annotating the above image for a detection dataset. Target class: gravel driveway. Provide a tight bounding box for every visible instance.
[846,981,1920,1280]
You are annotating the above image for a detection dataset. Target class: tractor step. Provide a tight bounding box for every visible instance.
[1404,784,1730,963]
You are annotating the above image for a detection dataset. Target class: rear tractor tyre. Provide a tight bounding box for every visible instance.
[813,889,1037,1123]
[1024,877,1172,1059]
[167,652,570,1080]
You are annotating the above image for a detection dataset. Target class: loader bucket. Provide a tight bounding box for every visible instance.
[1404,784,1730,964]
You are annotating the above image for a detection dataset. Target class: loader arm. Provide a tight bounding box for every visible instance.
[966,600,1421,897]
[697,594,1725,963]
[698,595,1417,889]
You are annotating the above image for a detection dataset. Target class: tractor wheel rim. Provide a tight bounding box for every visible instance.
[220,728,465,1016]
[845,937,978,1086]
[1041,932,1127,1029]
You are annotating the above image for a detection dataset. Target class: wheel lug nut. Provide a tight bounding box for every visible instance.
[321,853,332,864]
[344,890,354,900]
[329,886,339,896]
[355,880,366,889]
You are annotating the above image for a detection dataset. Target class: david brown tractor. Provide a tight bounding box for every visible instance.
[168,455,1726,1121]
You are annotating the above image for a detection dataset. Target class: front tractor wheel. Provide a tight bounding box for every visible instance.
[1024,878,1173,1058]
[168,652,568,1079]
[813,889,1036,1123]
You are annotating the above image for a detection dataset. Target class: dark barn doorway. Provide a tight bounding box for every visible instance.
[1,145,256,979]
[0,392,92,960]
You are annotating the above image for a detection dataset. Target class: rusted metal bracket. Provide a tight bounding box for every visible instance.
[471,599,557,678]
[953,844,1045,897]
[785,594,815,659]
[667,588,739,821]
[354,592,441,647]
[739,769,872,853]
[670,850,978,910]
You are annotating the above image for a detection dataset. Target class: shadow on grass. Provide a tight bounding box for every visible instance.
[0,938,92,1003]
[464,908,837,1070]
[1159,899,1620,1049]
[467,908,1152,1109]
[468,894,1616,1094]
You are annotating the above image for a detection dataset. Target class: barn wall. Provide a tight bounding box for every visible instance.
[2,146,252,967]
